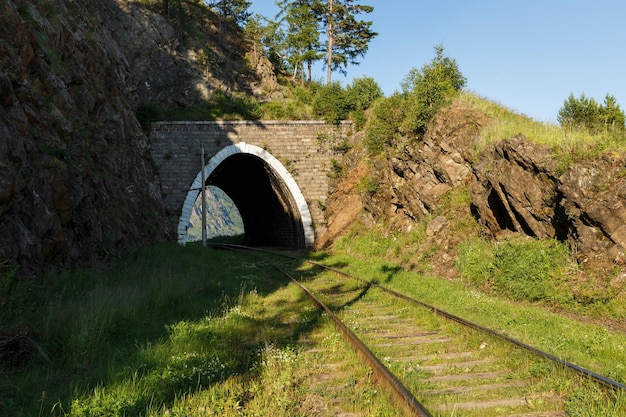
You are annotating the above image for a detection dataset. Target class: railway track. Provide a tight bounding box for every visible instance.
[215,243,625,416]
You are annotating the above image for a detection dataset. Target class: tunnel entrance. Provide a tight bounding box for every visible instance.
[177,143,314,248]
[187,186,244,241]
[209,153,305,247]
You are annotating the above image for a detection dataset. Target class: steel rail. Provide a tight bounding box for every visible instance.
[212,243,626,393]
[218,244,432,417]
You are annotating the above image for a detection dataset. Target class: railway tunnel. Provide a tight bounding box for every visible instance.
[177,143,315,248]
[207,153,306,247]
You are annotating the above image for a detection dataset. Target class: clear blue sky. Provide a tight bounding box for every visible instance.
[249,1,626,123]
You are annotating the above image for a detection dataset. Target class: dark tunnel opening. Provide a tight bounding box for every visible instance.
[206,153,306,248]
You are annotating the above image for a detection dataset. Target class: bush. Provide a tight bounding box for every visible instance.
[363,44,466,154]
[345,76,383,112]
[457,237,571,302]
[558,93,625,133]
[138,91,263,123]
[312,82,349,123]
[364,94,406,154]
[401,44,466,135]
[346,76,383,130]
[136,102,163,130]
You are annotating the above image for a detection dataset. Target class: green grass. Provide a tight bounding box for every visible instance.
[460,91,626,171]
[283,253,626,416]
[457,236,572,301]
[0,243,398,416]
[2,237,625,415]
[327,229,626,387]
[0,243,287,415]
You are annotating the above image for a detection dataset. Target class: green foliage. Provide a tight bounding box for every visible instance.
[0,266,27,325]
[346,76,382,130]
[364,94,406,154]
[156,0,195,38]
[457,237,571,301]
[311,81,349,123]
[558,93,625,134]
[16,3,32,20]
[330,225,626,392]
[136,102,164,130]
[322,0,378,83]
[357,175,379,193]
[206,0,252,27]
[269,0,377,83]
[138,91,262,124]
[260,83,316,120]
[362,44,465,154]
[558,93,600,131]
[460,92,626,170]
[346,76,382,109]
[0,244,287,415]
[249,16,287,77]
[401,43,466,135]
[599,94,626,131]
[276,0,325,83]
[327,158,344,178]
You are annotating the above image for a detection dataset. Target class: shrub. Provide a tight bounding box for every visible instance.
[346,76,383,131]
[312,82,349,123]
[558,93,625,133]
[363,44,465,154]
[136,102,163,130]
[401,44,466,135]
[364,94,406,154]
[345,76,383,112]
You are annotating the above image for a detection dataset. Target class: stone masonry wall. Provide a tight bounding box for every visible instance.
[150,120,351,244]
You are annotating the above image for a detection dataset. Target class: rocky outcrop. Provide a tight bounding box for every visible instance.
[101,0,280,107]
[361,102,487,228]
[559,156,626,264]
[390,102,486,219]
[0,0,173,275]
[469,136,562,239]
[470,136,626,265]
[332,99,626,269]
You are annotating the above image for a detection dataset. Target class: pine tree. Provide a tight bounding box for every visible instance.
[319,0,377,84]
[599,94,625,132]
[270,1,376,83]
[558,93,600,131]
[207,0,252,27]
[277,0,324,83]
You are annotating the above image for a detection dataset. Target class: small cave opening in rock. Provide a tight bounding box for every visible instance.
[487,188,515,231]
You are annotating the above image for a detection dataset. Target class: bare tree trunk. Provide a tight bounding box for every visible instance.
[326,0,333,85]
[291,62,299,82]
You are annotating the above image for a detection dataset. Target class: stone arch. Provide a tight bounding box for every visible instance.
[177,142,314,247]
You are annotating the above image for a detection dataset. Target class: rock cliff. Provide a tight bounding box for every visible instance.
[0,0,277,276]
[470,137,626,267]
[327,101,626,272]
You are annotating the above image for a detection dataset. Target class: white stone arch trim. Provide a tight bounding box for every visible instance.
[177,142,314,247]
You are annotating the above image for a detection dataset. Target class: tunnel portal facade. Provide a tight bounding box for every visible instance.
[150,121,351,248]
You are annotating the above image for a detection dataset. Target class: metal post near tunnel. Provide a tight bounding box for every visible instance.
[201,146,207,247]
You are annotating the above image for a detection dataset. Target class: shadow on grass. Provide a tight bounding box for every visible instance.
[0,243,325,416]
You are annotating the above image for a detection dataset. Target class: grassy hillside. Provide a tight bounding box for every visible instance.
[460,92,626,169]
